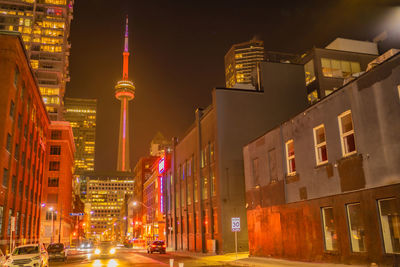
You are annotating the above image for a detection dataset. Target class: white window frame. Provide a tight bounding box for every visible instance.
[346,203,366,253]
[338,110,356,157]
[285,139,296,176]
[377,198,400,254]
[313,124,328,165]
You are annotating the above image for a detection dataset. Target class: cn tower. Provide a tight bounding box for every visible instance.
[115,16,135,172]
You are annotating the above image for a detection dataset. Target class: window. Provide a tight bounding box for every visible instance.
[304,60,315,85]
[210,143,215,162]
[202,176,208,200]
[49,161,60,171]
[346,203,366,252]
[51,130,62,140]
[0,206,3,235]
[45,211,57,220]
[211,168,216,196]
[14,143,19,160]
[252,158,259,185]
[3,169,9,187]
[50,145,61,155]
[19,181,23,196]
[398,85,400,101]
[11,175,17,192]
[321,58,361,78]
[285,140,296,175]
[15,211,20,236]
[10,100,15,118]
[6,133,12,153]
[48,177,59,187]
[321,207,338,251]
[194,178,198,203]
[14,67,19,87]
[8,209,13,236]
[378,198,400,253]
[313,125,328,165]
[338,111,356,156]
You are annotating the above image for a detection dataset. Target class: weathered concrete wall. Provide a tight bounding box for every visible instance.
[215,61,308,253]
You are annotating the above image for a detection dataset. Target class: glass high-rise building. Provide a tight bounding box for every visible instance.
[224,38,265,89]
[64,97,97,174]
[0,0,74,120]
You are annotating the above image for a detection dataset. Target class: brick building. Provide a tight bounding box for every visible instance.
[40,121,75,245]
[243,51,400,265]
[131,156,158,238]
[0,31,50,252]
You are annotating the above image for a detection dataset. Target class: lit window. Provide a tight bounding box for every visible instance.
[313,125,328,165]
[338,111,356,157]
[346,203,366,252]
[285,140,296,175]
[321,207,338,251]
[378,198,400,254]
[304,60,315,85]
[321,58,361,78]
[397,85,400,101]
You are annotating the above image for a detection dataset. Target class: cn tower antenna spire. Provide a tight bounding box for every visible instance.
[124,15,129,52]
[122,15,129,80]
[115,15,135,172]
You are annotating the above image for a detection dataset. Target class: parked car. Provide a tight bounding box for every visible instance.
[93,241,116,258]
[4,244,48,267]
[0,248,6,266]
[47,243,67,262]
[147,240,166,254]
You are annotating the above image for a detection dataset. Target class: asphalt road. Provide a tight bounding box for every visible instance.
[50,248,227,267]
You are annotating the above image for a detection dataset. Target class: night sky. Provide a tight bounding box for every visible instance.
[65,0,399,171]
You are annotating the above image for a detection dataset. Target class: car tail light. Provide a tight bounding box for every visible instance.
[152,245,156,248]
[162,245,166,248]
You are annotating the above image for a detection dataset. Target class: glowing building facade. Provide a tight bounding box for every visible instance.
[64,97,97,174]
[82,171,133,240]
[0,0,74,121]
[224,38,265,89]
[115,16,135,172]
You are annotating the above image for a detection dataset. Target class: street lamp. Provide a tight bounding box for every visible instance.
[132,201,155,241]
[49,207,55,244]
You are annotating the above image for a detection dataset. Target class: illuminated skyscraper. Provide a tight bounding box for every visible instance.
[0,0,73,120]
[115,16,135,172]
[64,97,97,174]
[224,38,265,88]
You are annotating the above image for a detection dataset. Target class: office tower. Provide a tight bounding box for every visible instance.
[115,16,135,172]
[64,97,97,174]
[224,38,265,88]
[81,171,134,240]
[0,0,74,120]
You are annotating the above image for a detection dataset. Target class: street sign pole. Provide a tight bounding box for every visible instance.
[235,231,237,260]
[231,217,240,261]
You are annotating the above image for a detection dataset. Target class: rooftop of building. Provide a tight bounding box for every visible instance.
[245,49,400,146]
[0,30,50,122]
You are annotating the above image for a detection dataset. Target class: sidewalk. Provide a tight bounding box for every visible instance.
[169,251,371,267]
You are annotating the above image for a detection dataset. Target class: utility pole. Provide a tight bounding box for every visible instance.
[58,206,62,243]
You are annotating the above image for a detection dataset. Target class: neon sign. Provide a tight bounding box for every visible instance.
[158,158,165,174]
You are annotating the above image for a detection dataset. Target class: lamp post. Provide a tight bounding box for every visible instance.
[132,201,155,241]
[49,207,55,244]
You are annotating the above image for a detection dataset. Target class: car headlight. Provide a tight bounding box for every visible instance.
[32,256,40,260]
[94,249,100,255]
[109,248,116,254]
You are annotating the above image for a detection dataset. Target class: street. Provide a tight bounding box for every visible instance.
[51,248,227,267]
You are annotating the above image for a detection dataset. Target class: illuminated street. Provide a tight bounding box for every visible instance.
[49,248,226,267]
